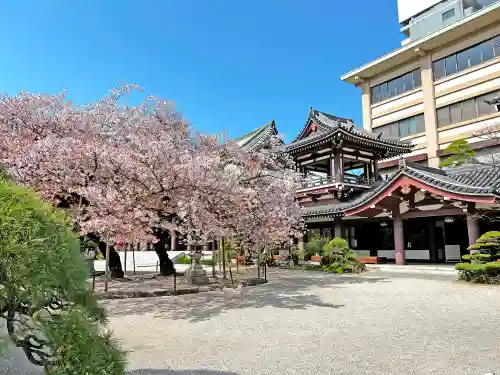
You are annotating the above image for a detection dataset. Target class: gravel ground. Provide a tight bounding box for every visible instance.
[3,269,499,375]
[102,269,500,375]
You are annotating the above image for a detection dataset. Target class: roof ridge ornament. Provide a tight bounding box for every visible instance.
[398,156,406,169]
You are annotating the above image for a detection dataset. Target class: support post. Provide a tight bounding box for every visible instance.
[104,243,110,292]
[218,238,222,274]
[467,214,480,249]
[123,243,128,275]
[211,241,216,277]
[133,242,138,275]
[334,218,343,238]
[332,149,343,182]
[373,159,379,181]
[393,215,405,265]
[221,237,227,280]
[170,230,177,251]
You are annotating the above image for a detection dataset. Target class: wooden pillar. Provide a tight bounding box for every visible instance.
[373,159,379,181]
[334,218,343,238]
[170,230,177,251]
[363,164,370,181]
[428,219,437,263]
[467,214,480,249]
[332,149,343,182]
[393,215,405,265]
[329,156,335,180]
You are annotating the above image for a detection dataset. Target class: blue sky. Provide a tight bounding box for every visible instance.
[0,0,403,142]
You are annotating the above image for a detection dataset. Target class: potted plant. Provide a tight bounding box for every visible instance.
[305,232,324,262]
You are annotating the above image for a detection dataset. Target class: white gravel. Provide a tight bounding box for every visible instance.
[102,270,500,375]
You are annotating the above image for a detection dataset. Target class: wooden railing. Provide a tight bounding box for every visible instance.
[299,175,376,190]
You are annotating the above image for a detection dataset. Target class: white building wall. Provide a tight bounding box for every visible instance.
[398,0,444,23]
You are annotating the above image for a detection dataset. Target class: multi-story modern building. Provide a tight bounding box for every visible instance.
[342,0,500,173]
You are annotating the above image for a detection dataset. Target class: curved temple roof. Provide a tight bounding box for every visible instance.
[302,160,500,219]
[235,120,278,152]
[286,108,413,158]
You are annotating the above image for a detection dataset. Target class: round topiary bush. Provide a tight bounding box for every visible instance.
[0,178,126,374]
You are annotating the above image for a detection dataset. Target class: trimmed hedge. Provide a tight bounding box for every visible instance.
[176,255,191,264]
[456,262,500,284]
[200,258,215,266]
[175,255,214,266]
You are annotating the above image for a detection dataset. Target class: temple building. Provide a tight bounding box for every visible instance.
[330,0,500,263]
[287,108,500,264]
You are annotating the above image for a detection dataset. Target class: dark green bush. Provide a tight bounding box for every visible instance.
[0,178,126,374]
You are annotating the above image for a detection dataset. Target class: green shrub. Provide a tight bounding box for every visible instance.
[468,231,500,254]
[456,262,500,284]
[484,261,500,274]
[461,254,472,261]
[321,237,362,273]
[471,253,492,263]
[176,255,191,264]
[0,178,126,374]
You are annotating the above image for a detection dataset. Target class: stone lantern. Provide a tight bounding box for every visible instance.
[185,249,209,285]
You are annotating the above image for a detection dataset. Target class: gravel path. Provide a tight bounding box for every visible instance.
[103,269,500,375]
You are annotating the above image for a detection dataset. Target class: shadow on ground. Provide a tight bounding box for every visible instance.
[104,269,388,322]
[128,369,239,375]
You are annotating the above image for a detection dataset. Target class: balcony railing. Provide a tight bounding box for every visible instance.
[299,175,376,190]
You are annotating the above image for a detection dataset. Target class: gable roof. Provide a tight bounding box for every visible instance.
[286,108,412,157]
[293,108,354,142]
[235,120,278,152]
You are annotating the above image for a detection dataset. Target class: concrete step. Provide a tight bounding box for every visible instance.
[366,264,458,276]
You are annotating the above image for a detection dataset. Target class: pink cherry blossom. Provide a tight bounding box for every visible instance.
[0,86,303,254]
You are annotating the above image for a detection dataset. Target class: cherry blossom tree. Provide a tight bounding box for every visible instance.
[0,86,303,278]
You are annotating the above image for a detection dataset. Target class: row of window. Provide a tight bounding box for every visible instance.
[436,89,500,127]
[433,34,500,80]
[375,89,500,136]
[370,33,500,104]
[371,69,422,104]
[375,113,425,139]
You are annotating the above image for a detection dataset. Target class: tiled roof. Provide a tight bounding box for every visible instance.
[303,180,388,217]
[447,165,500,188]
[302,161,500,218]
[292,109,354,142]
[286,108,412,155]
[235,120,278,152]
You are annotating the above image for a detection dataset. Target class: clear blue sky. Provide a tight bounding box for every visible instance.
[0,0,403,142]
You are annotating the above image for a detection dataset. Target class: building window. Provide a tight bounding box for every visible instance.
[442,8,455,21]
[433,35,500,80]
[371,69,422,104]
[375,114,425,138]
[436,89,500,127]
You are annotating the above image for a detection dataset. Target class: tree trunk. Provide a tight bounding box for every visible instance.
[153,240,175,276]
[99,242,124,278]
